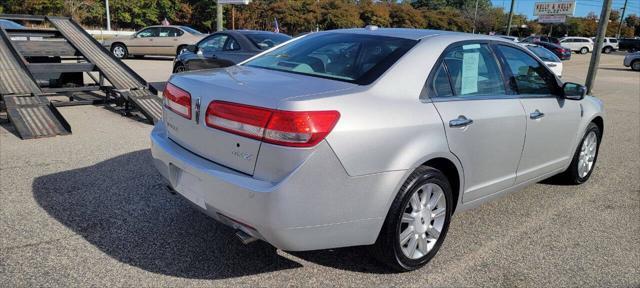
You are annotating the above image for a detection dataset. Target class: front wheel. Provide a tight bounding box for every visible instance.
[558,122,601,184]
[631,60,640,71]
[603,46,612,54]
[371,166,453,271]
[580,47,589,54]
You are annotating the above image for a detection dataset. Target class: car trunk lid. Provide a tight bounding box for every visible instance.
[163,65,354,175]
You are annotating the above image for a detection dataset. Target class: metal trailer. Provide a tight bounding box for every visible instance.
[0,14,162,139]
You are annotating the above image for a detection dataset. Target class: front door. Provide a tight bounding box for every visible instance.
[189,34,229,70]
[128,27,159,55]
[494,45,582,183]
[429,42,527,203]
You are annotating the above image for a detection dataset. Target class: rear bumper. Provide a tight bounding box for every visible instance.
[150,121,404,251]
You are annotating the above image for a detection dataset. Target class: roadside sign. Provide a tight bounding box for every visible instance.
[538,15,567,23]
[534,1,576,16]
[217,0,251,4]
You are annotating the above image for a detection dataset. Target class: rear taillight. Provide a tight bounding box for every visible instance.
[205,101,340,147]
[163,83,191,119]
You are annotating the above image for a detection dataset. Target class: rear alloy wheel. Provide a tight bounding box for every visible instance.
[631,60,640,71]
[173,63,187,73]
[580,47,589,54]
[371,166,453,271]
[111,43,128,59]
[558,122,601,184]
[603,46,612,54]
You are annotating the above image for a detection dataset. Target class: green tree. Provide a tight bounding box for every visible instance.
[319,0,363,30]
[359,0,391,27]
[389,3,425,28]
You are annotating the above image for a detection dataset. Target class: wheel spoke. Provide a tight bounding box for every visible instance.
[421,185,432,206]
[401,213,415,223]
[406,236,418,258]
[427,226,441,239]
[428,190,442,208]
[400,226,415,245]
[432,207,446,219]
[410,192,421,211]
[417,235,429,255]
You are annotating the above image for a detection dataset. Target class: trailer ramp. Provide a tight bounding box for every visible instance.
[47,17,162,123]
[0,27,70,139]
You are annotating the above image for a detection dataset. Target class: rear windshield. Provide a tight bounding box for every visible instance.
[179,26,202,35]
[527,46,560,62]
[245,33,417,85]
[245,33,292,50]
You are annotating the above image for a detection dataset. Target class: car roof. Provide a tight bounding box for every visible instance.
[318,28,502,42]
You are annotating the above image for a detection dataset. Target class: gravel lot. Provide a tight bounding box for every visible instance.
[1,53,638,287]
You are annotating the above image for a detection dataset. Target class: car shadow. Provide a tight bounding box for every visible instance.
[32,149,302,280]
[126,56,175,61]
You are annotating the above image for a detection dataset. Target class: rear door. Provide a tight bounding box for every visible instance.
[494,44,582,183]
[157,27,183,55]
[430,42,527,202]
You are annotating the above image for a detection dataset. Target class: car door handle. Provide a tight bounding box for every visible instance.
[449,115,474,128]
[547,63,557,67]
[530,110,545,120]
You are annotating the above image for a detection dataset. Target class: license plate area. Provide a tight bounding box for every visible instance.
[174,166,206,209]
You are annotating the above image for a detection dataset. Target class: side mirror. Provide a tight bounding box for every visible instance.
[186,45,198,53]
[562,82,586,100]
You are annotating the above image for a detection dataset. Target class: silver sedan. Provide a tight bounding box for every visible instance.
[151,28,605,271]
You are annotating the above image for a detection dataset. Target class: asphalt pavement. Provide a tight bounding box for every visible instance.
[0,53,638,287]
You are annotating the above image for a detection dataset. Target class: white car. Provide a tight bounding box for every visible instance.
[522,43,563,77]
[591,37,619,54]
[560,37,594,54]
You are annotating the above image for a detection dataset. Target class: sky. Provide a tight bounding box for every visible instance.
[490,0,640,20]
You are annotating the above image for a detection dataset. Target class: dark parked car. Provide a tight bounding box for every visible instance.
[521,36,560,45]
[0,19,25,29]
[526,41,572,61]
[618,38,640,52]
[173,30,292,73]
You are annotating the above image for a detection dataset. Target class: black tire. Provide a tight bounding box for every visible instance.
[110,43,128,59]
[370,166,453,272]
[580,47,589,54]
[176,45,188,56]
[173,63,187,73]
[603,46,612,54]
[557,122,601,184]
[631,60,640,72]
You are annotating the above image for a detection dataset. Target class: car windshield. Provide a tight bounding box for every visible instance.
[527,46,560,62]
[244,33,417,84]
[179,26,202,35]
[245,33,292,50]
[0,19,25,29]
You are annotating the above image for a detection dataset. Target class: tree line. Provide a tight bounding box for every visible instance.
[1,0,638,37]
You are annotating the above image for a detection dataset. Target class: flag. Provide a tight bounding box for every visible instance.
[274,17,280,33]
[161,17,170,26]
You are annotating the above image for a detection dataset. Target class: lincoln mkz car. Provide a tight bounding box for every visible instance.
[151,28,605,271]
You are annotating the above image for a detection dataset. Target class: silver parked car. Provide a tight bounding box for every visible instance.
[623,51,640,71]
[151,28,605,271]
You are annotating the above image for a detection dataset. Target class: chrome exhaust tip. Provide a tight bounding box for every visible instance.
[235,230,258,245]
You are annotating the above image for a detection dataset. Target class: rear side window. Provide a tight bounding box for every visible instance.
[432,63,453,97]
[496,45,558,95]
[527,46,560,62]
[440,43,505,97]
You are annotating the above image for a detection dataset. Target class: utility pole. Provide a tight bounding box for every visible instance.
[506,0,516,35]
[616,0,628,39]
[216,2,223,32]
[585,0,613,95]
[472,0,479,34]
[105,0,111,31]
